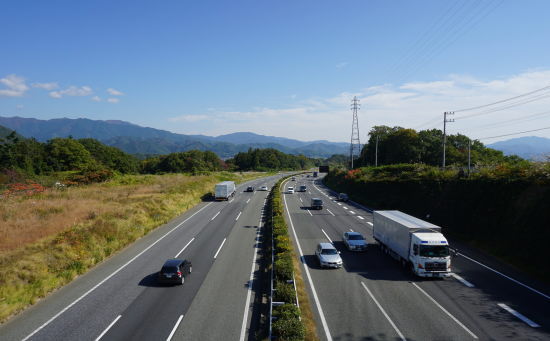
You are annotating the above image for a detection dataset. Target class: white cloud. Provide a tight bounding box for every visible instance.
[168,69,550,142]
[107,98,119,103]
[169,114,208,122]
[336,62,349,69]
[0,74,29,97]
[107,88,124,96]
[49,85,93,98]
[91,96,101,102]
[32,82,58,90]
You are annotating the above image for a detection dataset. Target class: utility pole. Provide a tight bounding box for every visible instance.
[467,138,471,176]
[375,135,379,167]
[442,111,454,168]
[350,96,361,169]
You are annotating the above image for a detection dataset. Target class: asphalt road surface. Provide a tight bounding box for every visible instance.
[0,174,285,341]
[282,174,550,341]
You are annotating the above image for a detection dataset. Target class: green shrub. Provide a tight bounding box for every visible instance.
[273,303,301,319]
[272,316,305,341]
[273,281,296,304]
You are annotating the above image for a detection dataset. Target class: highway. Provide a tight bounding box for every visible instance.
[283,174,550,341]
[0,174,282,341]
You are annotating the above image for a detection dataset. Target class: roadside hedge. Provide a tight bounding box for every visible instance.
[266,177,305,340]
[324,165,550,283]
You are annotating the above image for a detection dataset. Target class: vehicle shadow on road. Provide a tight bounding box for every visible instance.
[138,272,176,287]
[201,193,215,202]
[301,254,327,270]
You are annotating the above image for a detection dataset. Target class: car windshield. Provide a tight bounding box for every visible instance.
[161,266,178,273]
[321,248,338,255]
[419,245,449,257]
[348,234,364,240]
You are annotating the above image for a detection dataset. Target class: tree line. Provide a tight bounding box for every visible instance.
[0,133,321,184]
[355,126,524,168]
[228,148,318,171]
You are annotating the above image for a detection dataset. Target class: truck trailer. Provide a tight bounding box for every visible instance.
[214,181,236,201]
[373,210,452,278]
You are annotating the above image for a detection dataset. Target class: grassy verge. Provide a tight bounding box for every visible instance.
[265,176,318,340]
[0,171,264,323]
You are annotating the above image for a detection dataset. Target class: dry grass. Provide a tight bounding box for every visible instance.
[292,252,320,341]
[0,172,265,323]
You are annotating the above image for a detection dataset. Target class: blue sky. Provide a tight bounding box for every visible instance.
[1,0,550,142]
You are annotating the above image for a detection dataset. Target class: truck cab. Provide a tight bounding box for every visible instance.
[409,232,451,277]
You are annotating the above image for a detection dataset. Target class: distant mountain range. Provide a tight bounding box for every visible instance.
[488,136,550,161]
[0,116,349,158]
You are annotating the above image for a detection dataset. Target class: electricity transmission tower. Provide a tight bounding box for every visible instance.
[442,111,454,168]
[350,96,361,168]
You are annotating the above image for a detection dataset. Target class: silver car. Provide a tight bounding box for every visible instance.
[315,243,343,268]
[343,232,367,251]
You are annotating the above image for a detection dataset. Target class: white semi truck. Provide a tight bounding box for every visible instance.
[373,210,452,278]
[214,181,236,201]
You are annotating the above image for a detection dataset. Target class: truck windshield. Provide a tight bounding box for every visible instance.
[419,245,449,257]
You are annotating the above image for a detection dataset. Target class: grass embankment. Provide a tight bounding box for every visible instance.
[324,164,550,283]
[265,176,318,341]
[0,172,263,323]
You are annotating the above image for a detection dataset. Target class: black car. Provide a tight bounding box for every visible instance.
[246,186,255,192]
[158,259,192,285]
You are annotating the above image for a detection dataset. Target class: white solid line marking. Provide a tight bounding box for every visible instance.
[246,198,250,204]
[357,216,364,220]
[497,303,540,328]
[349,210,355,214]
[326,209,335,216]
[166,314,184,341]
[458,252,550,300]
[361,282,406,341]
[283,188,333,341]
[321,229,333,243]
[94,315,121,341]
[451,273,475,288]
[240,217,263,341]
[174,238,195,258]
[214,238,227,259]
[21,202,213,341]
[307,209,313,216]
[367,222,373,226]
[211,211,221,221]
[412,283,478,339]
[236,211,242,221]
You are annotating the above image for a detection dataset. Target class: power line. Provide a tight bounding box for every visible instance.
[457,93,550,120]
[476,126,550,140]
[474,109,550,129]
[453,84,550,113]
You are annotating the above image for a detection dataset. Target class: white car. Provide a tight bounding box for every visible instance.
[316,243,343,268]
[343,232,367,251]
[287,187,294,194]
[260,186,268,191]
